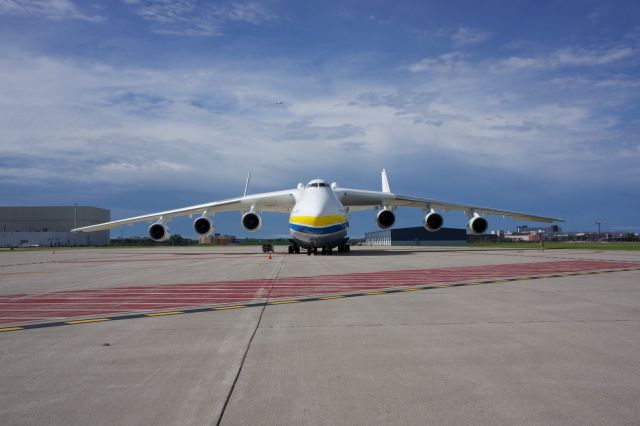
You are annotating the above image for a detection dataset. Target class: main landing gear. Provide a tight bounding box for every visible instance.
[337,243,351,253]
[289,242,350,255]
[287,245,301,254]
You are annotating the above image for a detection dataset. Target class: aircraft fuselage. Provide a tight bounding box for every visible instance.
[288,180,348,249]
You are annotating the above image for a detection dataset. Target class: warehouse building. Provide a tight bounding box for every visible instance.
[365,227,467,246]
[0,206,110,247]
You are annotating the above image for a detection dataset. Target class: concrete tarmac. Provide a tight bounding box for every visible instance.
[1,246,639,425]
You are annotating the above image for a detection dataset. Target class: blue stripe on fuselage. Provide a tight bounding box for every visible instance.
[289,222,348,235]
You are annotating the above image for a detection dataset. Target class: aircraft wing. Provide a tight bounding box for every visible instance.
[334,188,563,223]
[71,189,299,233]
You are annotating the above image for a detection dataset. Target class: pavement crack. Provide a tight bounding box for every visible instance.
[215,256,286,426]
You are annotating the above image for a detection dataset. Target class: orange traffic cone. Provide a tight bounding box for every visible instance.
[268,251,272,260]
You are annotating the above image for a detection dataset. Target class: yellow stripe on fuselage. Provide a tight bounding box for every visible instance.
[289,215,347,227]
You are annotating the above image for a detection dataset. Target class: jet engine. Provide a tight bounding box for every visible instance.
[148,222,170,242]
[376,209,395,229]
[242,212,262,231]
[468,215,489,235]
[193,216,214,236]
[423,211,444,232]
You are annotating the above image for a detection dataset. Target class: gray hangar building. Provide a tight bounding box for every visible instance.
[0,206,110,247]
[365,227,467,246]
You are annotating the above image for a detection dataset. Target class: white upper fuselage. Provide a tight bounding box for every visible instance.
[288,179,348,248]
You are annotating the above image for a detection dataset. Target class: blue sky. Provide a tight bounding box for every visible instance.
[1,0,639,238]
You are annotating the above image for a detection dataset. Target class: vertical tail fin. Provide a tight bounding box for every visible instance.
[243,171,251,196]
[381,169,391,193]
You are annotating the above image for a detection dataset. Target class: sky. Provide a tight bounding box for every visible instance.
[1,0,639,239]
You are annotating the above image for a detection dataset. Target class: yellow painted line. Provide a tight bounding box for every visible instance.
[434,285,450,288]
[0,327,23,332]
[215,305,245,310]
[365,291,385,295]
[401,288,421,291]
[66,318,110,324]
[269,300,300,305]
[145,311,183,317]
[319,295,345,300]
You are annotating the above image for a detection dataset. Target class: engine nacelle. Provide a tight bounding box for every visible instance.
[193,216,214,236]
[376,209,395,229]
[148,223,170,242]
[424,211,444,232]
[468,215,489,235]
[242,212,262,231]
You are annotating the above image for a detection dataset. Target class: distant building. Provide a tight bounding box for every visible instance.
[502,233,540,242]
[365,227,467,246]
[467,232,500,242]
[516,225,561,234]
[199,233,237,245]
[0,206,110,247]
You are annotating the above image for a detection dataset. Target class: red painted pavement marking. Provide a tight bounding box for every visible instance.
[0,260,635,324]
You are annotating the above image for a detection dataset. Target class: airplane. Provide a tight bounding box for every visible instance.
[72,169,563,255]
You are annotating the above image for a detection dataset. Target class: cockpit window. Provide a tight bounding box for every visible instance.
[306,182,327,188]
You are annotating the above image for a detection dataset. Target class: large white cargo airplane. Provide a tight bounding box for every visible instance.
[72,170,563,255]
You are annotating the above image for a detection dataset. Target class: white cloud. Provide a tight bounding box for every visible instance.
[0,0,103,21]
[223,1,274,24]
[0,41,638,196]
[410,46,635,75]
[0,51,376,191]
[408,52,467,73]
[438,26,491,46]
[123,0,275,36]
[497,47,634,71]
[451,27,491,45]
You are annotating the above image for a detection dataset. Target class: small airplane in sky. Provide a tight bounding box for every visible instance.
[72,170,563,255]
